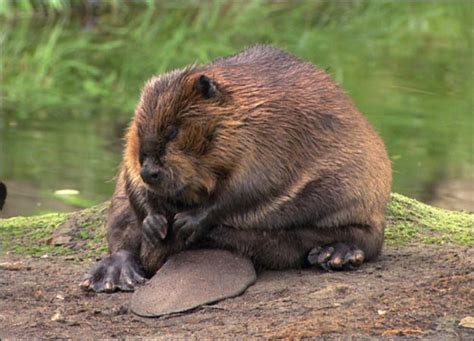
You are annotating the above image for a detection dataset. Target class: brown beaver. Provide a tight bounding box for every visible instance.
[81,45,391,292]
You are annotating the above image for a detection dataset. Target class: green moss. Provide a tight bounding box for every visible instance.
[0,202,109,256]
[0,194,472,257]
[1,212,67,254]
[386,193,473,246]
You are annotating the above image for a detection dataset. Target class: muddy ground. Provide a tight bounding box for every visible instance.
[0,244,473,339]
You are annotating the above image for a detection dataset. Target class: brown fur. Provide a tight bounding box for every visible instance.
[105,45,392,275]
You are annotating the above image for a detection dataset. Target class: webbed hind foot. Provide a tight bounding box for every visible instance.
[307,242,365,271]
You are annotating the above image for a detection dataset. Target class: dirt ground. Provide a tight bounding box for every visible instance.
[0,244,473,340]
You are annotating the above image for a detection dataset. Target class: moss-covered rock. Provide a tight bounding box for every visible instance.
[0,194,472,257]
[386,193,473,245]
[0,202,109,257]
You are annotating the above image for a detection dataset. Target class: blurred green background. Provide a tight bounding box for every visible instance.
[0,0,472,217]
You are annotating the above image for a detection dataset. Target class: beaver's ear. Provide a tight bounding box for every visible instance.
[196,75,221,100]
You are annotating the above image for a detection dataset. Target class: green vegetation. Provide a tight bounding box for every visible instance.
[0,194,472,258]
[0,0,155,17]
[0,202,108,256]
[386,193,473,246]
[2,1,471,121]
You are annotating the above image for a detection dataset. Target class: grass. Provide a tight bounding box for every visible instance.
[1,1,471,120]
[0,194,472,258]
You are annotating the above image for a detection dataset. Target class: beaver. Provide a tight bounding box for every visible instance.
[81,45,391,292]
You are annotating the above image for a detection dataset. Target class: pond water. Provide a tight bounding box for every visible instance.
[0,2,472,218]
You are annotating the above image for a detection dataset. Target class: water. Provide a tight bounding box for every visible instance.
[1,2,472,217]
[0,115,121,216]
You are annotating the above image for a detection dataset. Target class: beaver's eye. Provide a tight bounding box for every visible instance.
[165,126,178,141]
[139,152,147,165]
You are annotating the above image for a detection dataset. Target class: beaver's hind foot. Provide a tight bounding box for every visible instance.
[307,242,365,271]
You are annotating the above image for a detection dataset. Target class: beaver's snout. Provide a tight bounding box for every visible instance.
[140,160,162,186]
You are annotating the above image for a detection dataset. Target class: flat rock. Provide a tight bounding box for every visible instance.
[130,249,257,317]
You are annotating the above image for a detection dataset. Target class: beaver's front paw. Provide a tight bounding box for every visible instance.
[143,213,169,246]
[174,211,209,246]
[80,250,146,293]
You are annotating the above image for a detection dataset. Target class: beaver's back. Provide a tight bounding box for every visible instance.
[201,45,391,229]
[207,45,377,156]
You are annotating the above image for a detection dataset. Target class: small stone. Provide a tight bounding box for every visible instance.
[459,316,474,329]
[112,305,128,316]
[33,289,46,300]
[51,311,63,322]
[378,309,387,316]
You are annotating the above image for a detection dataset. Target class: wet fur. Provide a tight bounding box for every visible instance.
[106,45,392,275]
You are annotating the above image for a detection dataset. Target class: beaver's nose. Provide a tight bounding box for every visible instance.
[140,166,162,185]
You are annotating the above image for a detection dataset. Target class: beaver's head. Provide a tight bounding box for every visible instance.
[125,69,239,206]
